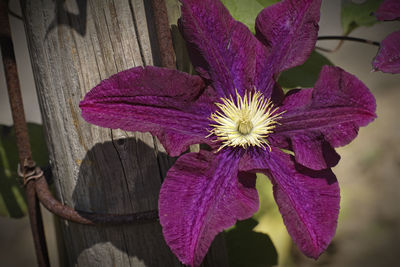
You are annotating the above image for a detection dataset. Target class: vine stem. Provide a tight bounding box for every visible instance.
[316,36,380,53]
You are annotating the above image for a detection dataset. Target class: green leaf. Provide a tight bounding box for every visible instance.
[278,50,333,89]
[225,218,278,267]
[255,0,279,6]
[0,123,49,218]
[165,0,181,26]
[171,25,195,74]
[221,0,279,33]
[341,0,383,35]
[166,0,195,74]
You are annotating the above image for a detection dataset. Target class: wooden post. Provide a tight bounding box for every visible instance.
[20,0,228,266]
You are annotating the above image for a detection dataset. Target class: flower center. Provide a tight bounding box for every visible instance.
[207,90,285,151]
[238,119,253,135]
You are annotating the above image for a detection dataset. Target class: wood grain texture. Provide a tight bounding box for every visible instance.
[20,0,228,266]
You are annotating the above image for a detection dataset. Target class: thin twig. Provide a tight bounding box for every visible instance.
[151,0,176,69]
[316,40,344,53]
[318,36,380,46]
[316,36,380,53]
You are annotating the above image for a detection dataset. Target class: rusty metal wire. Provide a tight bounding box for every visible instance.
[25,181,50,267]
[151,0,176,69]
[1,0,50,265]
[17,160,160,225]
[2,0,174,266]
[17,160,44,185]
[36,175,159,225]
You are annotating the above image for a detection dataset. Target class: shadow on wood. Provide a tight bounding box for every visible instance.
[46,0,88,37]
[62,137,227,267]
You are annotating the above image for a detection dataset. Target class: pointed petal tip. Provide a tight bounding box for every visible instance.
[287,219,335,261]
[310,252,322,261]
[304,242,328,260]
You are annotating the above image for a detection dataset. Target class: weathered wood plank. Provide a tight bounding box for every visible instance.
[20,0,228,266]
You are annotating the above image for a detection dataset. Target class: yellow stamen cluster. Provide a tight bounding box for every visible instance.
[207,90,284,151]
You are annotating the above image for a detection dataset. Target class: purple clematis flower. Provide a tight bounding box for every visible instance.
[373,0,400,74]
[80,0,376,266]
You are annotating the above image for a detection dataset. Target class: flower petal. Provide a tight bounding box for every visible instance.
[239,148,340,259]
[180,0,272,97]
[373,30,400,74]
[80,66,216,156]
[159,150,259,266]
[375,0,400,21]
[273,66,376,170]
[255,0,322,75]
